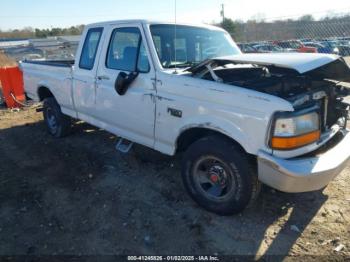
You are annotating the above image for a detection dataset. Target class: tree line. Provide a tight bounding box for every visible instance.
[217,13,350,42]
[0,25,84,39]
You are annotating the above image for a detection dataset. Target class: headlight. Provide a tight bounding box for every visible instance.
[271,112,320,150]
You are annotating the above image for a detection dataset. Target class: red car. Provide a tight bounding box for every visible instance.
[274,40,318,53]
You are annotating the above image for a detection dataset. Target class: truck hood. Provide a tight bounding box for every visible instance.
[189,53,350,82]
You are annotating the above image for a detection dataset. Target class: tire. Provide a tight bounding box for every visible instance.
[181,135,261,215]
[0,88,4,106]
[43,97,71,138]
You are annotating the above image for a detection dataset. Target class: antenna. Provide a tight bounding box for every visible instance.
[174,0,178,74]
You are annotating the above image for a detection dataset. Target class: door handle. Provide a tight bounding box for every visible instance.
[97,75,110,81]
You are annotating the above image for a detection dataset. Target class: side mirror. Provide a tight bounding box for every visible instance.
[115,71,139,96]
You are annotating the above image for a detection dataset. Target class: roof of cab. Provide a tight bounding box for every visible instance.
[86,19,225,31]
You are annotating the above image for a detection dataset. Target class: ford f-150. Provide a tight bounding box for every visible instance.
[20,20,350,215]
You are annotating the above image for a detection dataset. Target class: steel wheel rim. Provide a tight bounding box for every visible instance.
[46,107,58,133]
[193,156,236,201]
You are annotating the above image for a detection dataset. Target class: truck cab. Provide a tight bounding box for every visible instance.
[21,20,350,215]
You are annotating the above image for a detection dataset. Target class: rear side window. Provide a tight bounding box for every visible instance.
[106,27,150,73]
[79,27,103,70]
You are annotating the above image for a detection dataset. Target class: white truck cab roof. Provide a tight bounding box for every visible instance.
[86,19,225,31]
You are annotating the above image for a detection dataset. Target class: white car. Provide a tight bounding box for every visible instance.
[20,20,350,215]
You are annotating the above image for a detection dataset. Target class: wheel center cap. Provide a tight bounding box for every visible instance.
[210,174,219,183]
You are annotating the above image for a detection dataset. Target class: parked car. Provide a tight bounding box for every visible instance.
[274,40,318,53]
[336,45,350,56]
[237,43,258,53]
[337,40,350,47]
[20,20,350,215]
[252,44,284,53]
[321,41,350,56]
[319,41,340,54]
[303,42,332,54]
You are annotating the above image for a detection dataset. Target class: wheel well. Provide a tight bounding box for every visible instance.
[176,127,245,153]
[38,86,53,101]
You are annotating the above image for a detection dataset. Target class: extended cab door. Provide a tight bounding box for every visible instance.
[94,23,156,148]
[73,27,105,119]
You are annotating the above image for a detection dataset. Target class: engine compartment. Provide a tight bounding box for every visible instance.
[192,63,350,130]
[201,66,335,98]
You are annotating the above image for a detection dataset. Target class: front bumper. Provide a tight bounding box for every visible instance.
[258,130,350,193]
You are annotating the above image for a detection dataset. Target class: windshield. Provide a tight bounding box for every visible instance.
[150,24,241,69]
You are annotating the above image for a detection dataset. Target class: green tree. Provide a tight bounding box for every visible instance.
[35,28,47,38]
[298,14,315,21]
[220,18,237,35]
[33,26,84,38]
[50,28,63,36]
[68,26,81,35]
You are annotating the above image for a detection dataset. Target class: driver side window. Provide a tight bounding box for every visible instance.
[106,27,150,73]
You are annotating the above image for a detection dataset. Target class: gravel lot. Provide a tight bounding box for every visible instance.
[0,105,349,260]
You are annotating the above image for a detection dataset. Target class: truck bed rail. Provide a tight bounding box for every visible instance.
[22,60,74,68]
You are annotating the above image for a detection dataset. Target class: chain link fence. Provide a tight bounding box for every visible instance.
[233,12,350,57]
[236,18,350,42]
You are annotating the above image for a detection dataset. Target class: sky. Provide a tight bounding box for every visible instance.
[1,0,350,30]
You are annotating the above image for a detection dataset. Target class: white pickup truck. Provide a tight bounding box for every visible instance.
[21,20,350,215]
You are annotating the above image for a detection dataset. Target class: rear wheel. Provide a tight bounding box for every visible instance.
[43,97,71,138]
[181,135,260,215]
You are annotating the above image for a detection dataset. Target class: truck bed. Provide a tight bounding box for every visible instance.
[20,59,75,111]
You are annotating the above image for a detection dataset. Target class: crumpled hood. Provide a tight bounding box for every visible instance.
[189,53,350,82]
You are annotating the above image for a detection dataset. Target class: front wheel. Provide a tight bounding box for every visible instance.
[43,97,71,138]
[181,135,261,215]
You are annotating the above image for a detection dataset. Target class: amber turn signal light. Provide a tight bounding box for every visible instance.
[271,130,321,150]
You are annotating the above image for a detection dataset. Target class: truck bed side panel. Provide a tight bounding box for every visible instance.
[21,62,75,115]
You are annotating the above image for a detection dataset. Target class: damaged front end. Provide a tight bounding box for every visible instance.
[189,54,350,148]
[188,53,350,192]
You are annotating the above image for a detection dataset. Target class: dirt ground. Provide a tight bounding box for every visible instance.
[0,105,349,260]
